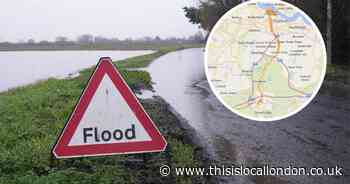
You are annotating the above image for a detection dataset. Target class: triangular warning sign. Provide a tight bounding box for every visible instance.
[52,57,167,158]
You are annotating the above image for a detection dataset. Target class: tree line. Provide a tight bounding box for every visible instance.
[183,0,350,65]
[0,32,205,51]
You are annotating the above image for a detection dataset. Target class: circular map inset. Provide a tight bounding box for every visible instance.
[205,0,327,121]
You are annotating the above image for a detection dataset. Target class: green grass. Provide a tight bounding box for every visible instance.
[321,64,350,97]
[79,67,152,91]
[0,43,203,52]
[116,45,203,68]
[326,64,350,85]
[169,139,200,184]
[0,46,207,184]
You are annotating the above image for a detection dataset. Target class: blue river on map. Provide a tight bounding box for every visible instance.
[256,2,311,25]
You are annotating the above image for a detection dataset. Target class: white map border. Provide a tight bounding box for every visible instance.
[204,0,327,122]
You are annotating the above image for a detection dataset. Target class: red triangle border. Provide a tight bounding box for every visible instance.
[52,57,167,158]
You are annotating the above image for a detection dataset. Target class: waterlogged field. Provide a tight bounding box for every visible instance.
[0,46,207,184]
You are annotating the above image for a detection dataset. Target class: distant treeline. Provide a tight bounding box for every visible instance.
[0,32,205,51]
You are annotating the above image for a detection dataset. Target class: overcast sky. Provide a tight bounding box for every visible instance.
[0,0,199,42]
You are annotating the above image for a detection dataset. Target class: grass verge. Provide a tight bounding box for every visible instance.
[0,46,208,183]
[321,64,350,97]
[116,45,202,68]
[326,64,349,85]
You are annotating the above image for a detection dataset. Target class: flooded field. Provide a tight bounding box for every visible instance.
[0,50,153,92]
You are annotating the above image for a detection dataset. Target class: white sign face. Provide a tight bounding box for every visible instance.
[52,58,167,158]
[69,74,151,146]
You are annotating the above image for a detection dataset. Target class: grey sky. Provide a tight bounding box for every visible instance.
[0,0,199,42]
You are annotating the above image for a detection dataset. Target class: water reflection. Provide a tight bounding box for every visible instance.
[0,50,153,92]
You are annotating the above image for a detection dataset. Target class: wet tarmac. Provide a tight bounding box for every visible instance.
[143,48,350,184]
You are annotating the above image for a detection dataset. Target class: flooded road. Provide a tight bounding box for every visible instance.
[0,50,153,92]
[144,48,350,184]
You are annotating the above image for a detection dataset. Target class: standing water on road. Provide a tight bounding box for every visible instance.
[144,48,350,184]
[0,50,153,92]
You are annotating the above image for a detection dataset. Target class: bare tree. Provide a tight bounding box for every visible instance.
[327,0,332,64]
[27,39,35,44]
[77,34,94,44]
[55,36,68,43]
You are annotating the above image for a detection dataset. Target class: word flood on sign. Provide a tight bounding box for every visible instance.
[83,125,136,143]
[52,57,167,158]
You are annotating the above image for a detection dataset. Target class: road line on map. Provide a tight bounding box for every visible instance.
[234,7,310,110]
[278,59,309,96]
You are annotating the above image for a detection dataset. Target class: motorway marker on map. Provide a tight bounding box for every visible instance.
[52,57,167,158]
